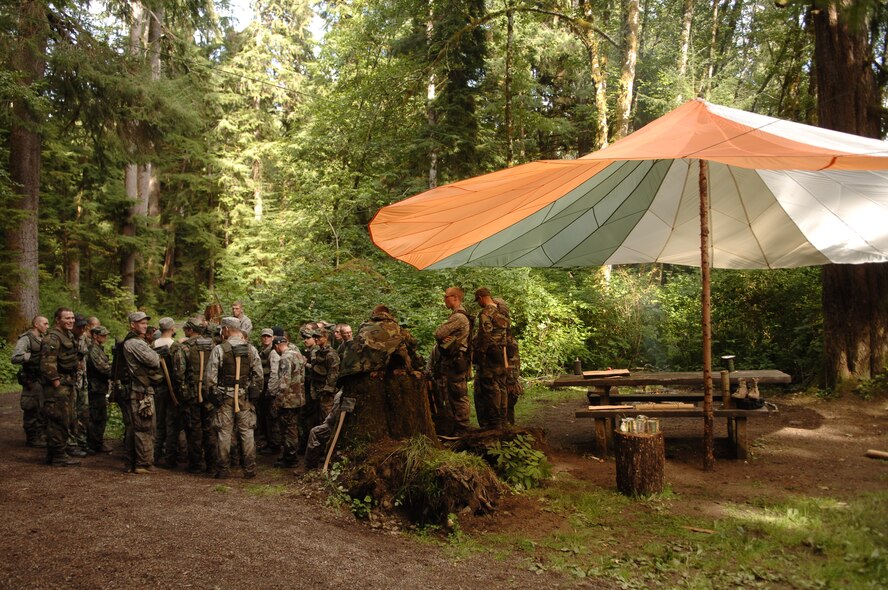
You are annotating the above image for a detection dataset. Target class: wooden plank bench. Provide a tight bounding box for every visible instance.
[586,392,706,405]
[574,405,776,460]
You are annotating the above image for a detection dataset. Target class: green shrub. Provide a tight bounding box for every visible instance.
[0,342,18,386]
[486,434,552,491]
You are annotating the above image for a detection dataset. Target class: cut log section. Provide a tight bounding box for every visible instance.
[614,430,665,496]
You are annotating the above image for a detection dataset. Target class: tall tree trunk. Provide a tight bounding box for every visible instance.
[614,0,639,140]
[676,0,694,104]
[504,8,514,166]
[252,158,263,220]
[121,1,161,298]
[812,0,888,386]
[700,0,719,98]
[66,187,84,299]
[426,17,438,188]
[6,0,47,338]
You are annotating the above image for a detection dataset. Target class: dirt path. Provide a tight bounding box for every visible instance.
[0,391,595,590]
[1,388,885,589]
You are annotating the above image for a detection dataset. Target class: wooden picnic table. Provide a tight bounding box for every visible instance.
[575,404,777,459]
[552,370,791,390]
[556,370,789,460]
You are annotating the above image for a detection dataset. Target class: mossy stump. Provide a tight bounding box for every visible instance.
[614,430,665,496]
[345,437,505,524]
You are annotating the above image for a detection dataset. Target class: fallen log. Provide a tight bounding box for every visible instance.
[865,449,888,460]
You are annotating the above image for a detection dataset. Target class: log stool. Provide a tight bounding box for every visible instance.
[614,430,665,496]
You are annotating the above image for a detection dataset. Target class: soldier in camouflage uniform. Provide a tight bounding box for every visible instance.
[493,298,523,424]
[429,287,473,435]
[39,308,81,466]
[297,325,319,453]
[11,315,49,447]
[67,315,90,456]
[86,326,112,453]
[179,318,214,473]
[308,328,340,425]
[152,317,183,468]
[206,317,263,479]
[272,336,306,467]
[232,301,252,338]
[256,328,280,455]
[472,288,510,430]
[120,311,163,474]
[335,323,353,357]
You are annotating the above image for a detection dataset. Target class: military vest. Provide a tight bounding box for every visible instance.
[86,344,110,386]
[184,336,214,385]
[47,328,79,374]
[259,345,272,378]
[218,340,250,388]
[20,331,42,376]
[154,342,180,392]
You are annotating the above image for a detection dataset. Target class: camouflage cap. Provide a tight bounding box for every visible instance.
[90,326,109,336]
[260,328,274,337]
[158,317,175,331]
[128,311,150,323]
[152,329,162,341]
[221,316,241,329]
[184,317,204,331]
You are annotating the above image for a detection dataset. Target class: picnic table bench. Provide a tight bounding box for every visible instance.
[575,405,776,459]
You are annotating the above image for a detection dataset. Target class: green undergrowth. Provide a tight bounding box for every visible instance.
[451,472,888,589]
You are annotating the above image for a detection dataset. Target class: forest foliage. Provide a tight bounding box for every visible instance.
[1,0,886,385]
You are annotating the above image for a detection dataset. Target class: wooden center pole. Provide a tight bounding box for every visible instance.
[699,159,715,471]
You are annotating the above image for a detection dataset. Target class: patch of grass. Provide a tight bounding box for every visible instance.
[245,484,287,497]
[213,484,231,493]
[513,383,586,425]
[0,384,21,395]
[462,478,888,589]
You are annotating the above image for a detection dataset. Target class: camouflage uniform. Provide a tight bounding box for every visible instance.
[11,330,45,445]
[121,333,162,471]
[40,327,80,464]
[86,339,112,452]
[308,343,340,424]
[257,341,281,452]
[274,346,306,466]
[153,338,184,467]
[494,298,523,424]
[179,333,214,472]
[473,302,510,429]
[339,310,419,380]
[297,335,318,454]
[69,332,90,452]
[430,305,472,434]
[206,336,263,478]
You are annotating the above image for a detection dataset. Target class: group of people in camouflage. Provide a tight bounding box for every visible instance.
[12,310,112,466]
[11,286,521,474]
[428,287,522,435]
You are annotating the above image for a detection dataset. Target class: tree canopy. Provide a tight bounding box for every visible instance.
[1,0,886,386]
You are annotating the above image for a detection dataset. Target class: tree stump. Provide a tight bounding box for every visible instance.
[341,371,438,448]
[614,430,665,496]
